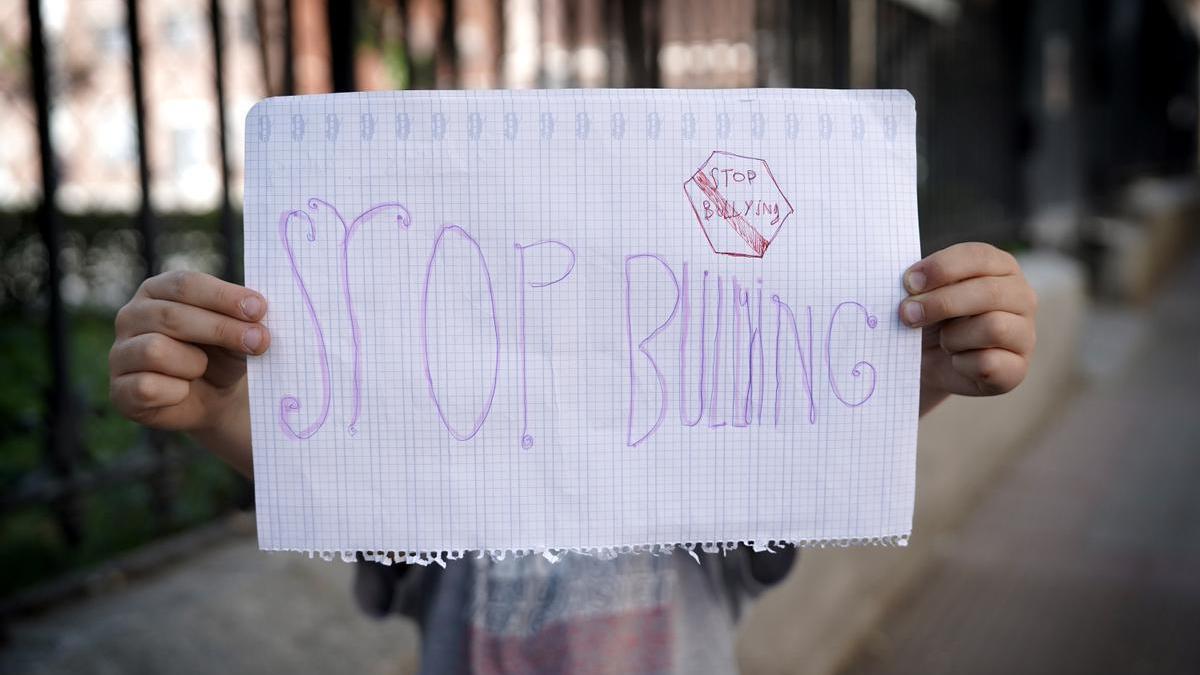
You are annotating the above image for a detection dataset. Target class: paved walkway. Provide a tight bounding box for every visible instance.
[843,252,1200,674]
[1,537,419,675]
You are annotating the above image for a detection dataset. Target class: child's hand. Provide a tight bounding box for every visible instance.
[900,243,1038,414]
[109,271,269,474]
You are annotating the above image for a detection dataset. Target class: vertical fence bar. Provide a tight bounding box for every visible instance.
[209,0,254,508]
[786,0,801,86]
[327,0,356,92]
[209,0,237,281]
[394,0,413,89]
[404,0,437,89]
[126,0,156,277]
[833,0,850,88]
[283,0,296,95]
[493,0,505,88]
[441,0,460,88]
[620,0,648,87]
[252,0,273,94]
[126,0,174,530]
[786,0,833,87]
[849,0,876,87]
[645,0,661,88]
[602,0,621,86]
[26,0,83,546]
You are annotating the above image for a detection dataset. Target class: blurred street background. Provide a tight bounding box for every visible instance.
[1,0,1198,673]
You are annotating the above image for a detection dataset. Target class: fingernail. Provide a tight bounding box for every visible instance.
[242,326,263,352]
[901,301,925,326]
[241,296,264,319]
[905,269,926,293]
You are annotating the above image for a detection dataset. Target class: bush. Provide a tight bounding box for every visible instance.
[0,210,244,599]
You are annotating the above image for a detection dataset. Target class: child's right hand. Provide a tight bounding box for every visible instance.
[109,271,269,475]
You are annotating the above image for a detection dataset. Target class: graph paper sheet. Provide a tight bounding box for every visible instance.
[243,89,921,561]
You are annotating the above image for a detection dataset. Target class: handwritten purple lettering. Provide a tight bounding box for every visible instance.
[751,279,765,423]
[707,275,726,428]
[274,204,884,446]
[731,278,750,428]
[306,198,410,436]
[277,208,332,439]
[278,199,409,440]
[514,240,577,449]
[624,254,681,447]
[422,224,501,442]
[772,295,817,425]
[826,301,879,407]
[678,264,707,427]
[621,258,880,445]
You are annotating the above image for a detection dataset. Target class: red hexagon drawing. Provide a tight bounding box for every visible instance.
[684,151,794,258]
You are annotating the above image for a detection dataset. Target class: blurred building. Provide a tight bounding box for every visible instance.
[0,0,264,211]
[1,0,1195,240]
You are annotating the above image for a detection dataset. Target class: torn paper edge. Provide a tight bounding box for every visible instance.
[260,534,910,568]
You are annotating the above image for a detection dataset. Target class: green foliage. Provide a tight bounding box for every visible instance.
[0,211,243,600]
[0,309,243,597]
[0,312,47,489]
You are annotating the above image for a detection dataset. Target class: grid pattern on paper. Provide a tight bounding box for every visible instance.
[243,88,921,555]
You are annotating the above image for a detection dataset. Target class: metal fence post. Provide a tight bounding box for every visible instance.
[833,0,850,88]
[620,0,659,88]
[209,0,238,282]
[26,0,84,547]
[126,0,156,278]
[283,0,296,95]
[441,0,459,88]
[327,0,357,92]
[126,0,176,531]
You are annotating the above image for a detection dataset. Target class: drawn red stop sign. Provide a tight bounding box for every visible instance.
[684,151,793,258]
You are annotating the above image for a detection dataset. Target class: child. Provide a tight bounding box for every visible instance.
[109,242,1037,674]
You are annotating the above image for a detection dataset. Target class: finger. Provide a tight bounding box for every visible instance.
[938,311,1036,355]
[904,242,1020,294]
[122,395,210,431]
[120,299,271,355]
[140,270,267,322]
[901,275,1036,327]
[110,372,191,413]
[949,348,1028,396]
[109,333,209,379]
[920,347,980,398]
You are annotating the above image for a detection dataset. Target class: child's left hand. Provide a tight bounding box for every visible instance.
[900,242,1038,414]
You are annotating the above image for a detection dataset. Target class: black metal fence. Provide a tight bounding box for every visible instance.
[2,0,250,607]
[2,0,1033,604]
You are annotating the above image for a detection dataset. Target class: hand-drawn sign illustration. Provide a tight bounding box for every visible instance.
[684,151,794,258]
[246,91,923,562]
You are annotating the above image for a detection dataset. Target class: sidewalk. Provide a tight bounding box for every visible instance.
[0,537,419,675]
[842,251,1200,674]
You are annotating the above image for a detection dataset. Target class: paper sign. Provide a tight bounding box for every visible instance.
[243,89,921,560]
